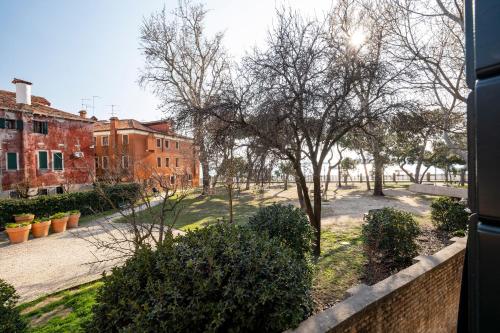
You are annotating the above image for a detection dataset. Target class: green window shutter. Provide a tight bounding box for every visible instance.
[7,153,17,170]
[0,118,5,129]
[16,120,23,131]
[39,151,48,169]
[53,152,63,170]
[43,122,48,134]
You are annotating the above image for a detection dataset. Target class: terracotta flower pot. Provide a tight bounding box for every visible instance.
[67,213,81,229]
[14,214,35,223]
[5,224,31,244]
[51,217,68,233]
[31,221,51,238]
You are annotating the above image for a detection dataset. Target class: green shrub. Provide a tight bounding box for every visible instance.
[0,279,27,333]
[50,212,70,219]
[88,224,313,333]
[5,222,30,228]
[431,197,469,232]
[362,208,420,268]
[0,183,140,229]
[69,210,80,215]
[248,203,314,257]
[33,217,50,223]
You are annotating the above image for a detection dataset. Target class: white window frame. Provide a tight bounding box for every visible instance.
[102,156,109,169]
[122,155,129,169]
[156,138,162,148]
[52,150,64,171]
[122,134,129,145]
[37,150,49,170]
[102,136,109,146]
[165,140,169,148]
[6,152,19,171]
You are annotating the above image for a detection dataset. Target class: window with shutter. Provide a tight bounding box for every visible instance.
[16,120,23,131]
[38,151,48,169]
[7,152,18,170]
[0,118,5,128]
[53,152,63,170]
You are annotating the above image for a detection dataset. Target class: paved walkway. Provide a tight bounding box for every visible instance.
[0,199,184,303]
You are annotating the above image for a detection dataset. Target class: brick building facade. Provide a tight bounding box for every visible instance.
[0,79,95,197]
[93,117,199,187]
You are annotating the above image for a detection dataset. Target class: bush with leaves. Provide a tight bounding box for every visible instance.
[248,204,314,257]
[0,279,27,333]
[431,197,469,232]
[362,208,420,268]
[88,224,313,333]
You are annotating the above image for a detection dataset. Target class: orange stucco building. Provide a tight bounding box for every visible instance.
[93,117,199,188]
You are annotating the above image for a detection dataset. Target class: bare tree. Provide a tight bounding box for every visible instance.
[211,6,381,255]
[387,0,467,160]
[81,164,190,264]
[140,0,229,195]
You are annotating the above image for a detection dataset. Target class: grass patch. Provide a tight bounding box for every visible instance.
[116,189,288,231]
[19,281,102,333]
[312,228,366,311]
[79,209,117,225]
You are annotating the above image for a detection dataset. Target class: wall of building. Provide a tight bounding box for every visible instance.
[1,110,94,195]
[292,237,466,333]
[94,128,199,187]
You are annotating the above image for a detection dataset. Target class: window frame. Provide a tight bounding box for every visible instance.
[52,151,64,171]
[37,150,49,170]
[102,156,109,169]
[94,156,100,169]
[122,155,129,169]
[102,136,109,147]
[166,157,170,167]
[175,141,180,149]
[122,134,129,145]
[156,138,162,148]
[6,152,19,171]
[157,157,162,168]
[175,158,179,167]
[33,120,49,134]
[165,140,169,149]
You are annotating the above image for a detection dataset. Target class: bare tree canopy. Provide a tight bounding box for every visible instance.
[140,0,230,195]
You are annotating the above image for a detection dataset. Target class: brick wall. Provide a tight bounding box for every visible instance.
[292,237,466,333]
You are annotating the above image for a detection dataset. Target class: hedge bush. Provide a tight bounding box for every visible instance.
[88,224,313,333]
[0,278,27,333]
[0,183,140,229]
[431,197,469,232]
[248,203,314,257]
[362,208,420,268]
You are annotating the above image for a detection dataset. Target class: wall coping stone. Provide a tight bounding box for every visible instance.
[290,237,467,333]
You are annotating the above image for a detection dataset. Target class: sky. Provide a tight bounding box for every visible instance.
[0,0,332,122]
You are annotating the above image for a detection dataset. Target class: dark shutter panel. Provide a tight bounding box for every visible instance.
[7,153,17,170]
[43,122,48,134]
[0,118,5,129]
[16,120,23,131]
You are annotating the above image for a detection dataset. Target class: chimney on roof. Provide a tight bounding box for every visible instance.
[12,78,32,105]
[79,110,87,119]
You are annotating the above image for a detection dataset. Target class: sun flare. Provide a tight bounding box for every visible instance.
[349,29,366,48]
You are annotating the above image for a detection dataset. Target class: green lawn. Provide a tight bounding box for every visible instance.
[117,189,289,231]
[18,281,102,333]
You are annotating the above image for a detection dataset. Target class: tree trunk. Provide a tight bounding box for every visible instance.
[373,147,384,196]
[228,184,233,223]
[296,176,305,209]
[284,173,289,190]
[460,168,466,186]
[360,150,371,191]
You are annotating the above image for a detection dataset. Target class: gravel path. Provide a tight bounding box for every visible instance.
[0,199,184,303]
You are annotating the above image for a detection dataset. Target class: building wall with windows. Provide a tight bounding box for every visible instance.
[0,79,95,197]
[93,117,199,187]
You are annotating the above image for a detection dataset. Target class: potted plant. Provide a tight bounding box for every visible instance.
[31,218,52,238]
[13,213,35,223]
[67,210,81,229]
[50,212,69,233]
[5,222,31,244]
